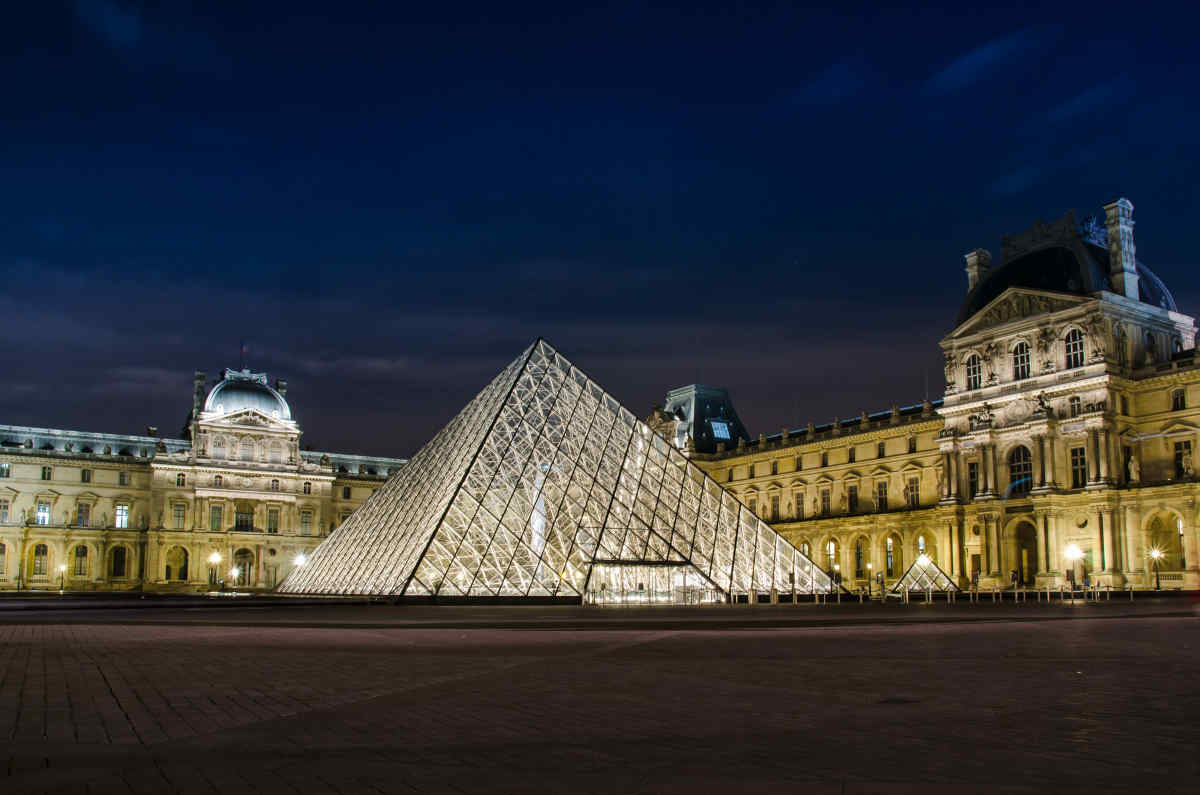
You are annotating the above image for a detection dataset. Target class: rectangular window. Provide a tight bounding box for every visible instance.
[0,499,8,524]
[847,485,858,513]
[968,462,979,498]
[76,503,90,527]
[300,510,313,537]
[236,511,253,531]
[908,437,917,454]
[770,495,779,522]
[210,505,223,531]
[119,471,130,486]
[771,460,778,476]
[1121,395,1130,415]
[795,456,802,471]
[877,441,885,458]
[1070,448,1088,489]
[906,477,920,508]
[749,464,756,478]
[793,492,804,520]
[342,486,351,499]
[173,504,186,530]
[747,497,757,517]
[111,547,127,578]
[81,469,92,483]
[854,542,864,579]
[848,447,856,463]
[41,466,52,481]
[115,504,129,528]
[1174,441,1193,480]
[1069,396,1081,417]
[1173,389,1186,411]
[875,481,888,512]
[820,489,831,515]
[73,546,87,576]
[820,452,828,468]
[33,546,47,576]
[0,462,8,478]
[267,508,280,534]
[37,501,51,526]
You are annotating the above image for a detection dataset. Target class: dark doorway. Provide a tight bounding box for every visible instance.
[1015,522,1038,585]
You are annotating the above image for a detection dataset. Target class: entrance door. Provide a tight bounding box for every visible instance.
[1015,522,1038,585]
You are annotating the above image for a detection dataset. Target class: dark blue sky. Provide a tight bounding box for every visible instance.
[3,1,1199,455]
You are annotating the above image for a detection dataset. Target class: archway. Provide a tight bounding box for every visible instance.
[164,546,189,582]
[884,533,903,578]
[233,548,255,586]
[1013,521,1038,585]
[1146,514,1184,571]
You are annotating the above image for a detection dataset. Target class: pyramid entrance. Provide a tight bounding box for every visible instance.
[281,339,834,602]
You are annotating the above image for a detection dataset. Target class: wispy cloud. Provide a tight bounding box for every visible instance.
[926,27,1057,94]
[989,165,1042,196]
[1045,76,1135,124]
[788,60,871,106]
[74,0,140,49]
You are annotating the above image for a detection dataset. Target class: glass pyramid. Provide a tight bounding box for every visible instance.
[889,555,959,593]
[280,339,834,601]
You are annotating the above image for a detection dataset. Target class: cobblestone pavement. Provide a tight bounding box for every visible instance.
[1,603,1197,794]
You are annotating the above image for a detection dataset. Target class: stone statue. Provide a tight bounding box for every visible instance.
[1127,454,1140,483]
[1183,452,1194,479]
[812,496,819,515]
[943,352,956,384]
[155,439,167,453]
[1084,316,1107,358]
[839,492,847,513]
[1035,392,1051,415]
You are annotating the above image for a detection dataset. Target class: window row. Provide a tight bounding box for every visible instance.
[727,437,923,482]
[0,465,133,485]
[746,475,923,521]
[962,330,1087,391]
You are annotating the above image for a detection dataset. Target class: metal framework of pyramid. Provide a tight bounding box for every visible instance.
[889,555,959,593]
[281,339,835,601]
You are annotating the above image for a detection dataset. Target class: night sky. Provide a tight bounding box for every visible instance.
[4,2,1199,457]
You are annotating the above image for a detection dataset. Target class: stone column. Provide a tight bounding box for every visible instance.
[950,452,960,500]
[1045,437,1057,489]
[991,445,1000,494]
[1046,513,1059,573]
[980,445,991,493]
[1098,430,1110,482]
[1037,513,1049,574]
[942,453,952,500]
[1124,504,1142,574]
[988,516,1001,575]
[1100,507,1115,572]
[1032,436,1044,488]
[1181,514,1198,573]
[946,520,957,576]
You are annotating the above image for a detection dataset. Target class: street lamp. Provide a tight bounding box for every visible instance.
[293,553,307,567]
[208,552,221,565]
[57,564,66,592]
[866,562,873,596]
[1149,548,1163,590]
[1064,544,1083,590]
[229,566,240,588]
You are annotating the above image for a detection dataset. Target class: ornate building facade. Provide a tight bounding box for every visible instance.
[0,368,406,592]
[653,199,1200,591]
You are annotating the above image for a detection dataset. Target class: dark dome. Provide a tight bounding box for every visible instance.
[956,242,1176,326]
[203,372,292,420]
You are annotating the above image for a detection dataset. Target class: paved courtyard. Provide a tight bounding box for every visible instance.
[0,600,1197,794]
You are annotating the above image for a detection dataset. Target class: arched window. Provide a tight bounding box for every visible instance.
[885,536,896,577]
[825,539,838,572]
[800,541,810,557]
[1012,342,1031,380]
[33,544,48,576]
[1008,446,1033,495]
[165,547,189,581]
[176,473,186,487]
[1065,329,1085,369]
[214,475,223,487]
[303,481,312,495]
[73,545,88,576]
[854,538,865,578]
[965,355,982,390]
[917,535,926,554]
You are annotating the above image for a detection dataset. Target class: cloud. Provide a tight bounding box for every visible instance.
[989,165,1042,196]
[788,60,871,106]
[926,27,1056,94]
[1045,76,1135,125]
[74,0,140,49]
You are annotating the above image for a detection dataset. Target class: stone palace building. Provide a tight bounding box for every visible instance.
[0,369,406,592]
[651,198,1200,591]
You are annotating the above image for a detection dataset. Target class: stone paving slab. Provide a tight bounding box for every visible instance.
[0,605,1197,794]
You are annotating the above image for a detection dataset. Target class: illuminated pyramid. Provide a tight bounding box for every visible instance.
[281,339,834,601]
[889,555,959,593]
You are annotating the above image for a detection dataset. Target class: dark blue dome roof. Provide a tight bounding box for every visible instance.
[956,242,1176,326]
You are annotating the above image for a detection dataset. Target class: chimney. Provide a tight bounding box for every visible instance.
[964,249,992,291]
[1104,198,1139,300]
[275,379,288,396]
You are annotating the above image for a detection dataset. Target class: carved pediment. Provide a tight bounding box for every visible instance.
[953,288,1089,337]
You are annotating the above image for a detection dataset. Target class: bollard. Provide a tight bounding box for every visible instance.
[1129,585,1134,602]
[992,586,998,603]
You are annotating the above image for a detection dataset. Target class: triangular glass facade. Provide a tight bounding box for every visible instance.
[281,339,834,600]
[889,555,959,593]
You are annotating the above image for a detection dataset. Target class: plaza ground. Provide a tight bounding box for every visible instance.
[0,598,1197,794]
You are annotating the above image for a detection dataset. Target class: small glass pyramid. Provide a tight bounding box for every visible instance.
[889,554,959,593]
[281,339,834,601]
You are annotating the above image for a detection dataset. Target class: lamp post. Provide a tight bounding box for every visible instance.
[293,553,307,567]
[229,566,240,588]
[1064,544,1083,592]
[1149,548,1163,590]
[58,564,66,593]
[866,562,873,597]
[208,552,221,589]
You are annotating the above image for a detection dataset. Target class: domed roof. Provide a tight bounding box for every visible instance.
[956,241,1176,327]
[203,369,292,420]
